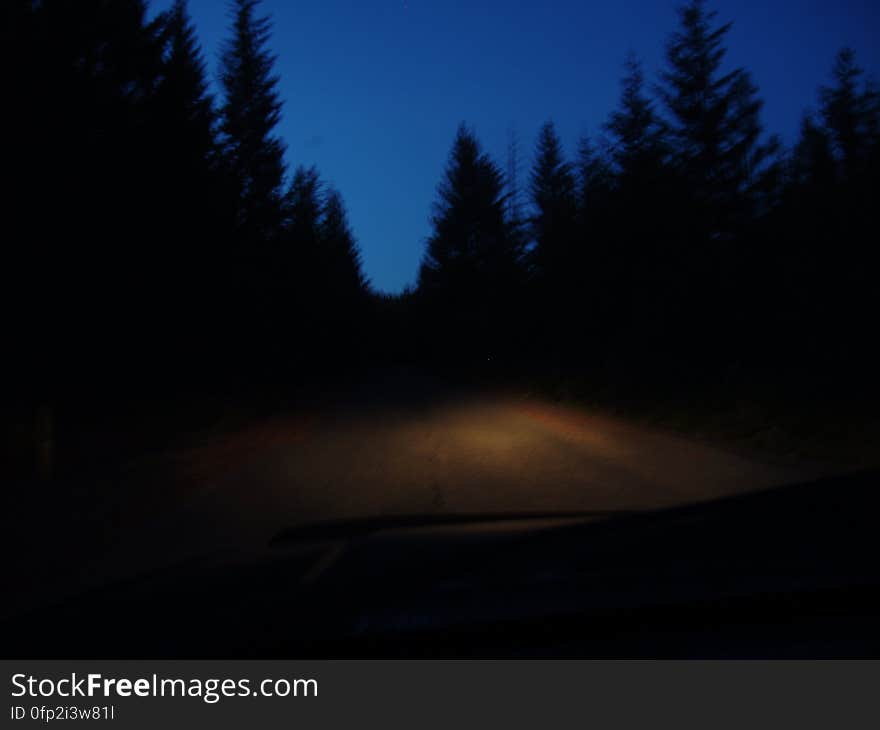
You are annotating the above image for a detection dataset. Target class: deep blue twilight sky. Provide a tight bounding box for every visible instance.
[151,1,879,293]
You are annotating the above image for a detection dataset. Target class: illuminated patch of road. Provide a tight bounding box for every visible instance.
[513,402,636,462]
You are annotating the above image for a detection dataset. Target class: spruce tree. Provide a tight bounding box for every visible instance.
[280,164,323,300]
[790,114,835,193]
[606,55,667,186]
[153,0,220,252]
[603,54,673,346]
[575,136,614,233]
[219,0,286,245]
[419,125,520,294]
[286,166,323,247]
[529,121,578,289]
[660,0,775,239]
[146,0,227,343]
[817,50,879,340]
[820,48,879,183]
[419,125,523,359]
[156,0,216,173]
[320,188,368,300]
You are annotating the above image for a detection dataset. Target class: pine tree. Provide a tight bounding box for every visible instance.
[790,113,835,192]
[286,166,323,248]
[147,0,227,343]
[820,48,879,183]
[575,135,614,231]
[219,0,286,245]
[603,54,674,346]
[320,188,368,300]
[419,125,520,293]
[504,128,530,275]
[605,54,667,186]
[282,164,323,305]
[156,0,216,172]
[152,0,220,248]
[774,50,880,382]
[816,49,879,323]
[529,121,578,289]
[318,188,368,359]
[660,0,775,239]
[277,172,366,362]
[604,53,672,270]
[418,124,523,359]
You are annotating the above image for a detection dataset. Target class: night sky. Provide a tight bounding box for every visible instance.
[151,1,880,293]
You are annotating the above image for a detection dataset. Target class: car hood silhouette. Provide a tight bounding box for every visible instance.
[6,470,880,658]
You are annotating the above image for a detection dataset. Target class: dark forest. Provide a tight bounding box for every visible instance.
[3,0,878,478]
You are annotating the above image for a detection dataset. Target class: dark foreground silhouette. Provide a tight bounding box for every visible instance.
[4,469,879,658]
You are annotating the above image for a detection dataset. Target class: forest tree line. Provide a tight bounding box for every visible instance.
[6,0,368,401]
[4,0,879,406]
[418,3,879,397]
